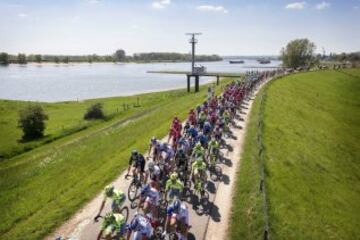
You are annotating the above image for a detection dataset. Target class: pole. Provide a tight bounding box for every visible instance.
[216,75,219,85]
[191,35,195,74]
[187,75,191,92]
[195,75,199,92]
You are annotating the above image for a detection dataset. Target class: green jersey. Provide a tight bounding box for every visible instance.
[192,160,207,171]
[102,213,126,233]
[104,189,125,206]
[165,179,184,192]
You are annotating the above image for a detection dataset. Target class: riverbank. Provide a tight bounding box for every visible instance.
[0,78,233,240]
[229,69,360,239]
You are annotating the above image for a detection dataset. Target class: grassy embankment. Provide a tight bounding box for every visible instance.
[0,79,233,240]
[229,69,360,239]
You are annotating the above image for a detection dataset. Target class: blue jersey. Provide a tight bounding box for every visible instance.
[188,127,198,138]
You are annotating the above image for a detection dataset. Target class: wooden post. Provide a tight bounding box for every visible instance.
[195,75,199,92]
[216,75,219,85]
[187,75,191,92]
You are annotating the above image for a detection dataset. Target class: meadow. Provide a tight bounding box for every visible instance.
[230,69,360,239]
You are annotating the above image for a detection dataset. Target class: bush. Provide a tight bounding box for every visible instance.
[18,105,48,140]
[84,103,104,120]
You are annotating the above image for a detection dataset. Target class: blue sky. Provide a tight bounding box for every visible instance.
[0,0,359,55]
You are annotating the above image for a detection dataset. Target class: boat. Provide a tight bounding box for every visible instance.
[258,59,271,64]
[229,60,245,64]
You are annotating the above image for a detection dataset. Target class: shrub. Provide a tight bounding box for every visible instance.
[84,103,104,120]
[18,105,48,140]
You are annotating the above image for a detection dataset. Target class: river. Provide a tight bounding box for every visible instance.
[0,59,281,102]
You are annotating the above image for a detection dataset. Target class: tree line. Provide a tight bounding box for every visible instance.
[281,38,360,69]
[0,49,222,65]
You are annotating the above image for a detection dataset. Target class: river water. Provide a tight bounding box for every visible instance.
[0,59,281,102]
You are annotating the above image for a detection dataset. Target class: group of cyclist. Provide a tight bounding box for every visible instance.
[94,71,276,240]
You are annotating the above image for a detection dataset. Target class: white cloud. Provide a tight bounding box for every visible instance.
[152,0,171,9]
[315,1,330,10]
[285,2,306,10]
[18,13,28,17]
[196,5,229,13]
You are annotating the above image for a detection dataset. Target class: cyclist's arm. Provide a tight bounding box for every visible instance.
[96,197,107,216]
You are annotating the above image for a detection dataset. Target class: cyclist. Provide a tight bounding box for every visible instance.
[165,172,184,202]
[126,213,153,240]
[188,109,197,126]
[138,182,160,219]
[198,132,209,149]
[95,185,126,220]
[97,212,126,240]
[175,148,188,172]
[191,157,207,185]
[208,138,220,156]
[203,120,212,136]
[126,150,146,180]
[191,142,205,160]
[164,199,190,240]
[149,137,160,160]
[146,161,162,188]
[198,111,207,129]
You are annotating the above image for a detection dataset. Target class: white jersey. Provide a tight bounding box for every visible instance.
[145,187,160,206]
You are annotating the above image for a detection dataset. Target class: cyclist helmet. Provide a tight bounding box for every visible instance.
[132,149,138,155]
[170,172,178,181]
[195,142,202,148]
[178,148,184,154]
[151,136,157,143]
[104,185,114,197]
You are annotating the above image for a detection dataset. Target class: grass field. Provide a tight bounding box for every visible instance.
[230,69,360,239]
[0,79,232,240]
[0,91,193,159]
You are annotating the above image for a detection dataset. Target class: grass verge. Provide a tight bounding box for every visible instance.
[229,69,360,239]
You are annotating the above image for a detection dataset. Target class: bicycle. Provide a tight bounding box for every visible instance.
[127,172,143,202]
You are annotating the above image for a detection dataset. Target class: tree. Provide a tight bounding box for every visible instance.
[18,104,48,140]
[54,56,60,64]
[35,54,42,63]
[114,49,126,62]
[281,38,316,68]
[84,103,104,120]
[63,56,69,64]
[17,53,27,64]
[0,52,9,65]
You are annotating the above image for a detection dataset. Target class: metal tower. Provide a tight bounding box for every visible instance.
[186,33,202,74]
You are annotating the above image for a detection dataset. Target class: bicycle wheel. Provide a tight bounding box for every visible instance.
[128,181,139,202]
[120,206,129,223]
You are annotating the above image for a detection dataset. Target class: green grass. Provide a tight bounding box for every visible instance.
[0,91,195,159]
[230,69,360,239]
[0,79,233,240]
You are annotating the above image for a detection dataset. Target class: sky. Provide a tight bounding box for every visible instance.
[0,0,359,56]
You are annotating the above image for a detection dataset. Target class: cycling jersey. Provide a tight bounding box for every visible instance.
[167,203,189,226]
[188,127,198,139]
[128,214,153,239]
[208,140,219,151]
[102,213,126,236]
[129,154,146,172]
[104,189,125,211]
[165,179,184,192]
[141,185,160,206]
[192,160,206,171]
[192,145,205,158]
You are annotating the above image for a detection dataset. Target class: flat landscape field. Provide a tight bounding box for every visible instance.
[230,69,360,239]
